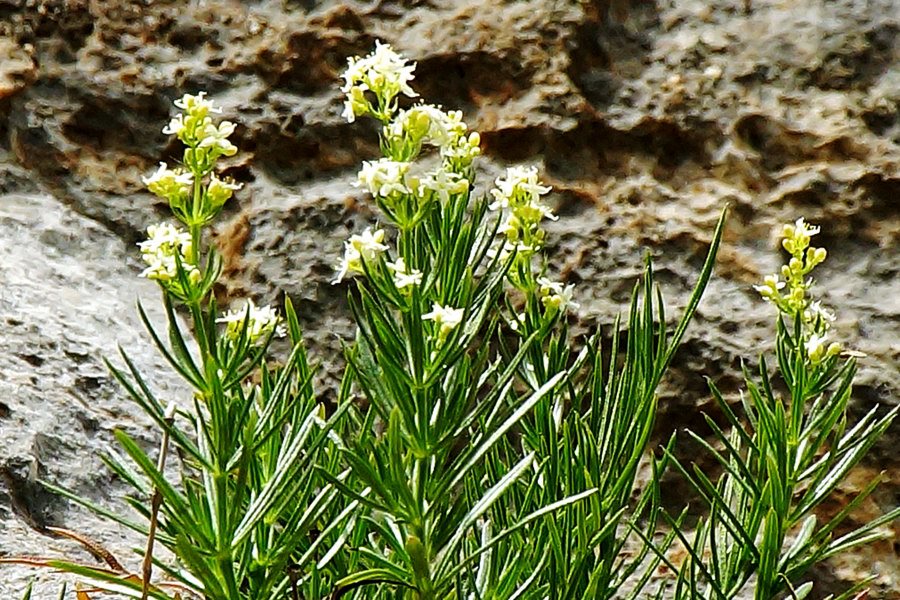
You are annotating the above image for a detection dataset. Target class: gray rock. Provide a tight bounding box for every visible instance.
[0,0,897,595]
[0,194,184,596]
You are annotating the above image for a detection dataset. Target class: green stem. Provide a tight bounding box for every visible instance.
[190,153,203,253]
[190,223,202,266]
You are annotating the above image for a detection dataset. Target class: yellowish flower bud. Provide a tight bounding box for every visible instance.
[207,175,242,209]
[812,247,827,265]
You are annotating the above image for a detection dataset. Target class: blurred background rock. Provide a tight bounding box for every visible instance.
[1,0,897,596]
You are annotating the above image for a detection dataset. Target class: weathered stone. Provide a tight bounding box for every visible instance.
[0,194,184,596]
[0,0,897,595]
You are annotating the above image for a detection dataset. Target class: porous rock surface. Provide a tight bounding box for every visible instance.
[0,194,185,596]
[0,0,897,596]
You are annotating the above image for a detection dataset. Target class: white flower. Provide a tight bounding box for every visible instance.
[356,158,410,197]
[489,166,552,210]
[333,227,389,284]
[753,274,786,299]
[342,99,356,123]
[199,120,237,156]
[387,257,423,290]
[508,312,526,332]
[217,299,286,344]
[417,168,469,204]
[142,162,193,199]
[805,333,828,362]
[805,300,835,325]
[422,303,464,339]
[138,222,199,283]
[139,222,191,255]
[499,214,521,239]
[486,240,535,263]
[174,91,222,118]
[784,217,821,240]
[488,166,555,239]
[537,277,579,312]
[341,86,369,123]
[515,199,557,223]
[162,113,186,136]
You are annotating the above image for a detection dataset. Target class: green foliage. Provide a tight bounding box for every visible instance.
[661,233,899,599]
[34,93,353,600]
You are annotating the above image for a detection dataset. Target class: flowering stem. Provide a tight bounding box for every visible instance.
[189,223,201,267]
[189,160,203,266]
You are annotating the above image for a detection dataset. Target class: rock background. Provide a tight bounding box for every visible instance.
[0,0,897,597]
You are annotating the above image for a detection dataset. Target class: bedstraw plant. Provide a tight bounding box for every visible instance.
[658,220,899,599]
[3,42,895,600]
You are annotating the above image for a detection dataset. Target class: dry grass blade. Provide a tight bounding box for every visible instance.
[142,402,177,600]
[46,526,125,572]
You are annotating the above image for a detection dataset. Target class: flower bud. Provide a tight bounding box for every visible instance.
[812,247,827,265]
[207,175,242,209]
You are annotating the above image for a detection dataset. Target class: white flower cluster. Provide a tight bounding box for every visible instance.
[340,42,480,171]
[333,227,390,284]
[387,258,423,290]
[217,299,286,344]
[143,162,193,202]
[440,130,482,169]
[387,104,466,149]
[537,277,579,313]
[422,303,464,340]
[755,218,840,363]
[489,166,555,219]
[356,159,411,198]
[487,166,555,265]
[138,222,199,284]
[385,103,481,169]
[355,157,472,207]
[162,92,237,158]
[146,91,243,229]
[417,168,469,204]
[341,41,418,123]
